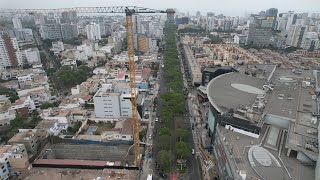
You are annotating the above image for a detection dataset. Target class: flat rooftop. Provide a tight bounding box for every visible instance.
[207,72,265,113]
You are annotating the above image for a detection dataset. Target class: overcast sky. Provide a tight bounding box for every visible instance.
[1,0,320,16]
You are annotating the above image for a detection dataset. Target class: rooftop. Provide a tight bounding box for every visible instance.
[216,125,315,180]
[8,130,36,142]
[207,66,319,180]
[35,120,56,130]
[207,72,265,114]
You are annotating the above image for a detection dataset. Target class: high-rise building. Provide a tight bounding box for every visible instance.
[223,20,232,31]
[85,22,101,40]
[132,14,142,34]
[286,25,306,47]
[166,9,175,23]
[40,23,62,40]
[0,34,23,70]
[61,11,77,23]
[99,22,106,37]
[60,23,79,40]
[207,12,215,18]
[207,18,215,31]
[196,11,201,17]
[246,16,273,47]
[300,32,320,51]
[12,17,22,29]
[285,12,296,31]
[8,28,34,42]
[138,35,150,54]
[265,8,278,29]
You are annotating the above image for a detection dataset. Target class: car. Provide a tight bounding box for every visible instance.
[192,149,195,155]
[159,172,167,179]
[155,118,159,122]
[149,135,152,139]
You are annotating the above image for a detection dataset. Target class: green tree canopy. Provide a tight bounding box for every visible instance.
[176,141,192,159]
[176,128,189,142]
[159,127,170,136]
[156,150,174,173]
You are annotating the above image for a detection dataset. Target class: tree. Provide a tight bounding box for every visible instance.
[26,111,42,128]
[159,127,170,135]
[156,150,174,172]
[176,141,192,159]
[176,128,189,142]
[139,128,147,141]
[8,91,19,103]
[40,102,59,109]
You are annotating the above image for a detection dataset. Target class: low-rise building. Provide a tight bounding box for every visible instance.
[35,119,68,136]
[0,96,16,127]
[0,144,29,175]
[8,130,47,154]
[21,48,41,64]
[51,41,64,55]
[61,59,77,69]
[75,44,93,61]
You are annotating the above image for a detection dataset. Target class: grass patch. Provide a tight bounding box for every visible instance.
[95,122,115,135]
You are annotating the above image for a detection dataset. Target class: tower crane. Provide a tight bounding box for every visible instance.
[0,6,175,167]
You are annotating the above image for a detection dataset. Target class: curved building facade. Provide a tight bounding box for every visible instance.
[206,66,317,180]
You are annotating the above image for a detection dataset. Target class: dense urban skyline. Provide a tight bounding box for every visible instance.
[1,0,320,16]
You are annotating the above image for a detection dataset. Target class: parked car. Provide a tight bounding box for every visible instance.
[192,149,195,155]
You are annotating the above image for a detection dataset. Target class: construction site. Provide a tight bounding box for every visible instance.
[25,168,139,180]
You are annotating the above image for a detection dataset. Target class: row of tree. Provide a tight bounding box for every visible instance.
[155,22,192,173]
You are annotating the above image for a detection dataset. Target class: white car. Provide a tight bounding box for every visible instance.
[192,149,195,155]
[149,135,152,139]
[155,118,159,122]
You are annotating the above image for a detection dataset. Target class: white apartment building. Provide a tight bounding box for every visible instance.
[93,89,121,119]
[86,22,101,40]
[285,12,295,31]
[12,17,22,29]
[17,73,33,83]
[286,25,307,47]
[93,87,141,119]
